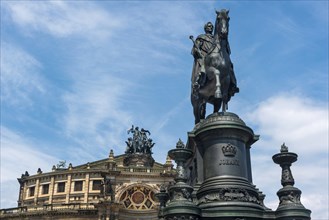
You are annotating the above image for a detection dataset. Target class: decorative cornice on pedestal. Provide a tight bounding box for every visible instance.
[189,112,259,152]
[193,112,247,132]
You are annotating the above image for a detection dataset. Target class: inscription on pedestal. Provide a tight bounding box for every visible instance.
[219,159,240,166]
[220,144,239,166]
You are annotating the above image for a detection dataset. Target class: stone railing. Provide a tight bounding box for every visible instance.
[0,203,96,216]
[117,167,165,173]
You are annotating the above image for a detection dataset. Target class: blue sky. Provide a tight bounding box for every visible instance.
[1,1,328,219]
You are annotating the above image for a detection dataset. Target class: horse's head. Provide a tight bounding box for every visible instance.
[215,9,230,39]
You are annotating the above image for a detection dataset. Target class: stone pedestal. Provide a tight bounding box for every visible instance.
[188,112,266,219]
[123,153,155,167]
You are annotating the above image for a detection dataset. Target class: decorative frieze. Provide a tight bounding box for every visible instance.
[198,188,261,205]
[166,216,199,220]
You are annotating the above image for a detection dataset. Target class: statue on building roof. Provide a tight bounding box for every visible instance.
[56,160,66,169]
[124,125,155,167]
[21,171,29,178]
[125,125,155,155]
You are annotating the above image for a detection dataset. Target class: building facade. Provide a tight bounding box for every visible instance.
[1,127,175,220]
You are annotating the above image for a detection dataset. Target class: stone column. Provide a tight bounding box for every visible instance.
[23,182,27,203]
[84,173,90,203]
[34,178,40,205]
[49,176,55,204]
[20,181,27,206]
[65,174,72,203]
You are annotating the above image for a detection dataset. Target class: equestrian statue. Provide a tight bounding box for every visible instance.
[190,9,239,124]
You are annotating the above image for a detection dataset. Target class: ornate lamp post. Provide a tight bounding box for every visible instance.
[163,139,200,220]
[155,185,169,220]
[272,143,311,220]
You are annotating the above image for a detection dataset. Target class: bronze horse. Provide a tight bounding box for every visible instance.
[191,10,238,124]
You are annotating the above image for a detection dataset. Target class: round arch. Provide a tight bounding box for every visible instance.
[118,184,157,210]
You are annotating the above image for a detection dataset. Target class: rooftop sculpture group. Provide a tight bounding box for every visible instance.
[190,9,239,124]
[125,125,155,155]
[124,125,155,167]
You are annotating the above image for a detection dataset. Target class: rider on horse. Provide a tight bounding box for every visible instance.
[190,10,239,124]
[191,22,214,90]
[191,21,239,97]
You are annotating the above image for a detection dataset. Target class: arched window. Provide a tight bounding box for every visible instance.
[119,185,157,210]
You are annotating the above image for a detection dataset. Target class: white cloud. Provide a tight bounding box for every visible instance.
[247,94,328,154]
[127,2,200,39]
[245,94,328,219]
[152,97,189,134]
[0,180,18,209]
[1,43,44,106]
[272,16,302,37]
[4,1,122,39]
[0,126,58,181]
[49,2,207,160]
[61,75,135,160]
[302,193,329,219]
[0,126,59,208]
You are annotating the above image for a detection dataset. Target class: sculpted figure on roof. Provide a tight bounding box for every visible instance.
[126,125,155,155]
